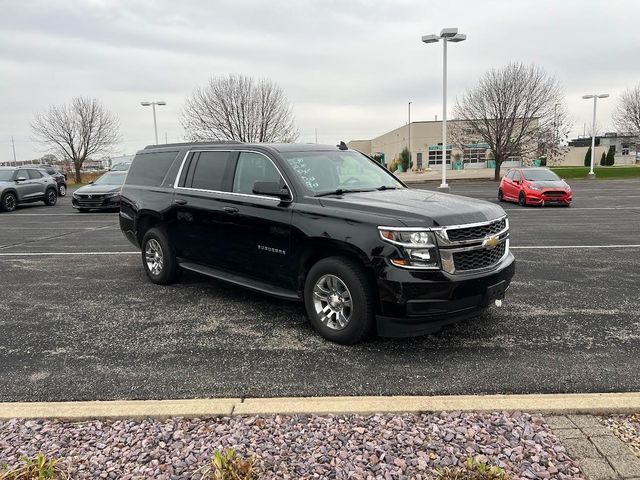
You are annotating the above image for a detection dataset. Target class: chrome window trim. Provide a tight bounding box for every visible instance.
[172,149,294,202]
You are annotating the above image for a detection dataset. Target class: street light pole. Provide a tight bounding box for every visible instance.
[141,101,167,145]
[422,28,466,193]
[408,101,411,170]
[582,93,609,179]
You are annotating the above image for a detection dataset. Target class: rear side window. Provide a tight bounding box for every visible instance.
[28,170,43,179]
[126,151,178,187]
[190,151,233,191]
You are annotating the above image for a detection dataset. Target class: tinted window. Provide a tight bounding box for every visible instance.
[28,170,43,179]
[126,151,178,187]
[233,152,282,194]
[190,151,232,191]
[0,170,14,181]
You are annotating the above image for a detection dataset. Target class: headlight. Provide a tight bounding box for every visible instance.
[527,184,541,191]
[105,192,120,198]
[379,228,440,269]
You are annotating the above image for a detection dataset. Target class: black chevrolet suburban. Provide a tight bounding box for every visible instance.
[120,142,515,344]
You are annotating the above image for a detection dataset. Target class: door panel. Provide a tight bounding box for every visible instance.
[15,169,39,200]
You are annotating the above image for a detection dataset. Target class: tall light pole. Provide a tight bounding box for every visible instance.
[408,101,412,170]
[422,28,466,193]
[141,101,166,144]
[582,93,609,179]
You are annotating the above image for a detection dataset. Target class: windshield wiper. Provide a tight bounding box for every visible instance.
[376,185,398,191]
[315,188,375,197]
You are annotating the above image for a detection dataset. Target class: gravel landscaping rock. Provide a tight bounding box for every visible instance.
[0,412,583,479]
[600,413,640,458]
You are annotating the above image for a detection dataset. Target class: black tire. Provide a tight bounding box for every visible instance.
[1,192,17,212]
[518,191,527,207]
[77,208,90,213]
[44,188,57,206]
[59,184,67,197]
[141,227,181,285]
[304,256,375,345]
[498,189,504,202]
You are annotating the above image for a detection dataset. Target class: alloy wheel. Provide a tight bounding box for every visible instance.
[5,194,16,211]
[312,274,353,330]
[59,185,66,196]
[48,190,57,204]
[145,239,164,276]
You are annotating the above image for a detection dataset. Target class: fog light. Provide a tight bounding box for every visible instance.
[408,249,431,261]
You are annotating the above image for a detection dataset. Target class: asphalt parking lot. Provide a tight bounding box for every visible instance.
[0,179,639,402]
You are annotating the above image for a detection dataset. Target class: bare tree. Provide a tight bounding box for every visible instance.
[32,97,120,183]
[453,63,565,180]
[613,84,640,134]
[181,74,299,143]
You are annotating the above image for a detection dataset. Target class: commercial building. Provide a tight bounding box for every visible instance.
[564,133,639,166]
[348,120,526,171]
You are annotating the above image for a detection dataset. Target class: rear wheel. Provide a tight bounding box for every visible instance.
[518,191,527,207]
[141,227,181,285]
[59,184,67,197]
[44,188,57,206]
[498,189,504,202]
[304,256,375,344]
[1,192,17,212]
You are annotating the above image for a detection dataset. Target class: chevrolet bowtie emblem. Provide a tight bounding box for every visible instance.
[483,235,499,249]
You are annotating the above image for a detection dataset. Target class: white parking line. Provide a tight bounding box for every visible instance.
[0,252,138,256]
[511,245,640,250]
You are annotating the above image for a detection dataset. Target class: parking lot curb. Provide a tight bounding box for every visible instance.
[1,392,639,420]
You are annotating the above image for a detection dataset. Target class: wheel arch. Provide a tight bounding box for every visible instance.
[296,238,380,312]
[135,211,166,245]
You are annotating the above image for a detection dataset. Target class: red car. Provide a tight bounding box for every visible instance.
[498,167,572,206]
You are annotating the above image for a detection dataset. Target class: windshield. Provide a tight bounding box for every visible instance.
[0,170,14,182]
[111,162,131,171]
[93,173,126,186]
[523,169,561,181]
[281,151,403,194]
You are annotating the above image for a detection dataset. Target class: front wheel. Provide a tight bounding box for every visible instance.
[304,257,375,344]
[498,189,504,202]
[44,188,57,206]
[1,192,17,212]
[518,191,527,207]
[141,227,181,285]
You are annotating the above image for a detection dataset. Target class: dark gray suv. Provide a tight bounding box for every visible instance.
[0,167,58,212]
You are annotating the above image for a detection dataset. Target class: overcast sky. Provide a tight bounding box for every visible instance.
[1,0,638,161]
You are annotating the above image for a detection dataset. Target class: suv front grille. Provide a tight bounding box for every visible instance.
[446,218,506,242]
[452,243,506,272]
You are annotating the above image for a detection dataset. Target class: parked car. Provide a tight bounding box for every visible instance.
[499,167,572,207]
[0,167,58,212]
[120,142,515,344]
[35,164,68,196]
[72,171,127,212]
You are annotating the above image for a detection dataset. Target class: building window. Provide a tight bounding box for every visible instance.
[463,144,489,164]
[428,145,451,165]
[416,152,423,169]
[622,144,630,156]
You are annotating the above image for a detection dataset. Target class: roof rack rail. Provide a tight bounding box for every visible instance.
[143,141,244,150]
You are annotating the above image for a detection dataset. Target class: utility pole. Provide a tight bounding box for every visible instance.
[165,132,168,144]
[408,101,412,171]
[315,128,318,144]
[11,136,17,166]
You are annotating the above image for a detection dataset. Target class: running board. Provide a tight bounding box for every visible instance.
[178,261,301,301]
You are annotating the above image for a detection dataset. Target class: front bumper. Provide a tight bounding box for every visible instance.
[72,195,121,210]
[374,252,515,337]
[525,190,572,205]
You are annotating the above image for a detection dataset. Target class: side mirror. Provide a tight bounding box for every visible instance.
[15,176,27,182]
[253,181,291,201]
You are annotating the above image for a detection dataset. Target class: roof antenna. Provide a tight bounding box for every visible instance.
[337,141,348,150]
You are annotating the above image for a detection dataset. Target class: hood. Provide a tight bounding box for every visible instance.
[74,184,122,195]
[318,188,505,227]
[528,180,568,189]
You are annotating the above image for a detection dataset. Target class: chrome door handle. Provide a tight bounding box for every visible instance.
[223,206,239,214]
[175,199,188,206]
